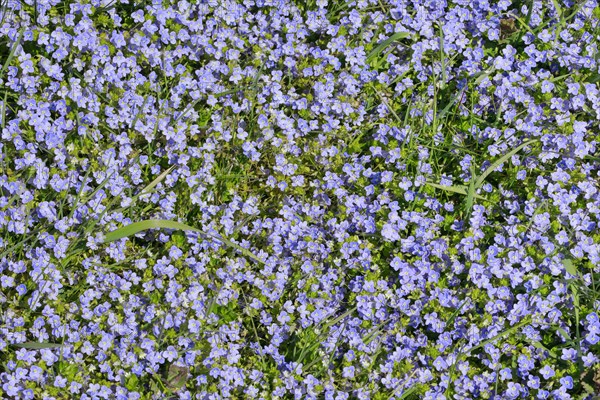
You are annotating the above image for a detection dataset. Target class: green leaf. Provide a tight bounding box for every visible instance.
[213,303,238,324]
[164,364,188,390]
[475,139,538,189]
[367,31,409,63]
[124,374,139,391]
[581,381,595,396]
[348,130,368,153]
[13,342,64,349]
[102,219,263,263]
[585,73,600,83]
[149,376,162,393]
[55,360,79,380]
[562,258,578,276]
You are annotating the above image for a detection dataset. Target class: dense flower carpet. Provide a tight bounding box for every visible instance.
[1,0,600,399]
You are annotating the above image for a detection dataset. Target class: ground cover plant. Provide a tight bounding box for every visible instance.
[1,0,600,398]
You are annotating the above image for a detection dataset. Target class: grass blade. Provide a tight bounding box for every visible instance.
[562,258,578,276]
[67,167,93,220]
[80,170,116,205]
[1,90,7,129]
[445,299,467,328]
[474,139,538,188]
[438,24,447,89]
[465,168,476,217]
[129,94,151,132]
[555,326,571,341]
[464,318,530,356]
[531,341,557,358]
[367,31,409,63]
[102,219,263,263]
[103,219,200,242]
[139,165,175,196]
[174,87,249,123]
[551,0,562,17]
[436,87,465,121]
[13,342,64,349]
[424,181,488,201]
[0,28,24,81]
[111,165,177,216]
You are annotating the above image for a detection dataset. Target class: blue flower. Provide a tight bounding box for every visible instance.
[540,365,555,379]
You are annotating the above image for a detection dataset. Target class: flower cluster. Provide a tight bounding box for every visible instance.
[1,0,600,399]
